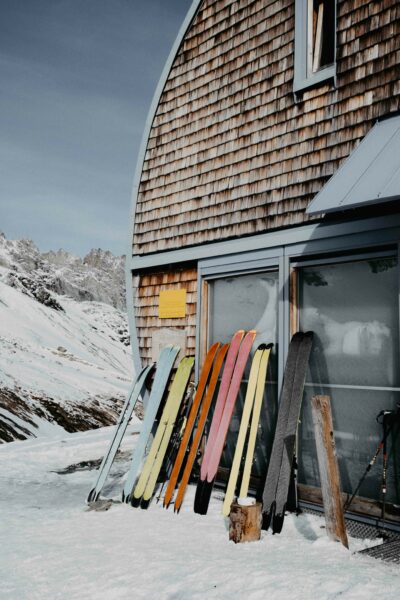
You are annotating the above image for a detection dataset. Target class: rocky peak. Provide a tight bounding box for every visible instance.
[0,233,126,310]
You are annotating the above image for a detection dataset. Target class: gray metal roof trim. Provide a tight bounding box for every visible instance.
[125,0,203,374]
[306,114,400,216]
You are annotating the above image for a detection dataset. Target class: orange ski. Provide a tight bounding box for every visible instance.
[173,343,230,512]
[162,342,220,508]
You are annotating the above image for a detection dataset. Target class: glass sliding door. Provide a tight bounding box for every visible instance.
[207,270,279,480]
[297,255,400,508]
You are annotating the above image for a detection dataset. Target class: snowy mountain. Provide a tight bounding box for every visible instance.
[0,233,135,443]
[0,232,126,310]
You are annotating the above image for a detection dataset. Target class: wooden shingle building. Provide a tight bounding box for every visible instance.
[127,0,400,528]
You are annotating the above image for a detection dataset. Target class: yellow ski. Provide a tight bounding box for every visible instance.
[239,345,272,499]
[222,344,272,516]
[132,356,194,504]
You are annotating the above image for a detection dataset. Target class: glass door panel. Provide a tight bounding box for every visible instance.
[298,256,400,505]
[208,271,279,480]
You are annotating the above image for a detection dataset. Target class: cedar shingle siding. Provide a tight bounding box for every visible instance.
[133,0,400,255]
[134,268,197,364]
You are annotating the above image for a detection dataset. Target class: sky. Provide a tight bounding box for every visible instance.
[0,0,193,256]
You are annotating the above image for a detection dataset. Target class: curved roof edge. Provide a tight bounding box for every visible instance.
[125,0,203,373]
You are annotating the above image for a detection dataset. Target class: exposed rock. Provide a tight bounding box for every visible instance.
[6,271,64,311]
[0,389,34,442]
[0,232,126,310]
[0,388,143,444]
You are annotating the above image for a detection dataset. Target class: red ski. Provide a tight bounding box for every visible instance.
[162,342,220,509]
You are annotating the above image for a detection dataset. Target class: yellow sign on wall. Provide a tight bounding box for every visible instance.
[159,289,187,319]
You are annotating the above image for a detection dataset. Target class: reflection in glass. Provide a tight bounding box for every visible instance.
[208,271,279,480]
[299,257,400,505]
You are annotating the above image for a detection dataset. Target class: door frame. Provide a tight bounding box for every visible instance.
[196,226,400,528]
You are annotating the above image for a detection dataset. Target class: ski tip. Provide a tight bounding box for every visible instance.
[256,342,274,351]
[122,491,132,504]
[141,498,150,510]
[194,506,208,515]
[148,362,157,376]
[262,511,271,531]
[130,496,141,508]
[261,501,275,531]
[245,329,257,340]
[272,513,285,534]
[194,480,213,515]
[231,330,245,341]
[194,479,205,514]
[216,343,230,361]
[160,344,174,355]
[292,331,304,340]
[209,341,221,352]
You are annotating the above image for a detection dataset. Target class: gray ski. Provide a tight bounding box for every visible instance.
[122,345,180,503]
[87,362,154,503]
[262,332,303,529]
[272,331,313,533]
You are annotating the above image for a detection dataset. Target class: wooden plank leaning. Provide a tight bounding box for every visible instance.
[311,395,349,549]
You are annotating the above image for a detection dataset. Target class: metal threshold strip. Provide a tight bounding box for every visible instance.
[304,382,400,392]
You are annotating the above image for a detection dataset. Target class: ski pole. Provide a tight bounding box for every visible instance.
[343,408,397,514]
[380,414,389,532]
[343,441,383,512]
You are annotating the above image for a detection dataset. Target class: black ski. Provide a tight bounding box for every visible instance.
[262,332,303,530]
[272,331,313,533]
[262,332,313,533]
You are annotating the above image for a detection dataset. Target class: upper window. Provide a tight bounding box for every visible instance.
[294,0,336,94]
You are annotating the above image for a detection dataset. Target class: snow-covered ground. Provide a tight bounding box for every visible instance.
[1,428,399,600]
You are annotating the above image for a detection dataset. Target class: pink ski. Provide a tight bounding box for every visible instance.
[199,330,245,481]
[206,330,257,482]
[194,329,256,514]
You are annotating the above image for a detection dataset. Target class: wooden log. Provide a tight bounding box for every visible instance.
[311,395,349,548]
[229,501,262,543]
